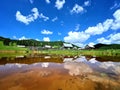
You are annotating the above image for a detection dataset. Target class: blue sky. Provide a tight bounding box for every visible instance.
[0,0,120,47]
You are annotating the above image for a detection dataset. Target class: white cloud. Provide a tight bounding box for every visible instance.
[45,0,50,4]
[64,31,90,43]
[84,1,90,6]
[70,4,84,14]
[13,36,17,39]
[43,37,50,42]
[16,8,39,25]
[58,32,61,35]
[110,2,120,10]
[29,0,34,4]
[84,9,120,36]
[32,8,39,19]
[55,0,65,10]
[103,19,113,31]
[41,29,53,35]
[75,24,80,31]
[73,43,84,47]
[111,9,120,30]
[39,13,49,21]
[85,19,114,35]
[97,37,111,44]
[85,23,104,35]
[19,36,29,40]
[97,33,120,44]
[113,9,120,22]
[52,17,58,22]
[109,33,120,43]
[35,38,40,41]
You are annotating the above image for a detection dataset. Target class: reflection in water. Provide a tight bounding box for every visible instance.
[64,62,93,76]
[41,62,49,68]
[0,55,120,90]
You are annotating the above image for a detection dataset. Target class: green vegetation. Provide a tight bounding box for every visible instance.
[0,36,120,57]
[79,49,120,56]
[38,49,120,57]
[0,45,28,51]
[0,41,3,46]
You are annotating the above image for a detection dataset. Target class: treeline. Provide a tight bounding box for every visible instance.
[0,36,64,47]
[94,43,120,49]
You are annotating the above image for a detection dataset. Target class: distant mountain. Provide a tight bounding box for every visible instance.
[94,43,120,49]
[0,36,79,48]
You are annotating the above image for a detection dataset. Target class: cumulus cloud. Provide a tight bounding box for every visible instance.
[39,13,49,21]
[29,0,34,4]
[41,29,53,35]
[43,37,50,42]
[64,31,90,43]
[16,8,49,25]
[75,24,80,31]
[103,19,113,31]
[64,9,120,46]
[35,38,40,41]
[84,9,120,36]
[52,17,58,22]
[85,12,119,35]
[19,36,29,40]
[70,4,85,14]
[55,0,65,10]
[13,36,17,39]
[16,8,39,25]
[97,33,120,44]
[45,0,50,4]
[110,2,120,10]
[84,1,90,6]
[85,23,105,35]
[111,9,120,30]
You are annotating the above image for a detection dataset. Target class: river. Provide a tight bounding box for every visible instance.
[0,55,120,90]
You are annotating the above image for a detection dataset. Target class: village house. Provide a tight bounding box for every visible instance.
[63,43,73,49]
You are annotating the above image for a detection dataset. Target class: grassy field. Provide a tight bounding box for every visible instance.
[0,45,120,57]
[38,49,120,57]
[0,46,28,51]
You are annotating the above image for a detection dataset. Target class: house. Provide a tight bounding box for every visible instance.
[17,45,25,48]
[44,45,52,49]
[63,43,73,49]
[85,44,94,49]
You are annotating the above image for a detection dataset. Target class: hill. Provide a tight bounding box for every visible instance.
[0,36,79,48]
[94,43,120,49]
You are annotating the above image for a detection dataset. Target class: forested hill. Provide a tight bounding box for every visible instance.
[0,36,78,48]
[94,43,120,49]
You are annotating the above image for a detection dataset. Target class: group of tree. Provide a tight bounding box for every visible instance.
[0,36,64,47]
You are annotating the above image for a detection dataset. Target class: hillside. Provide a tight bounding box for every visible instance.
[0,36,79,48]
[94,43,120,49]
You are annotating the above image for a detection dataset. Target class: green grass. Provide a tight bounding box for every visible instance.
[0,46,29,58]
[38,49,120,57]
[0,46,28,51]
[79,49,120,56]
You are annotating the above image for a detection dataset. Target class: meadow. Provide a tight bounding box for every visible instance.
[38,49,120,57]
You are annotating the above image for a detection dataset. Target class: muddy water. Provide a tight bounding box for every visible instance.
[0,55,120,90]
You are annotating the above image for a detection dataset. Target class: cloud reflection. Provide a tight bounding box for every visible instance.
[41,63,49,68]
[64,62,93,76]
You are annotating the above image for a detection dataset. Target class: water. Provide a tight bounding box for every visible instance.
[0,55,120,90]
